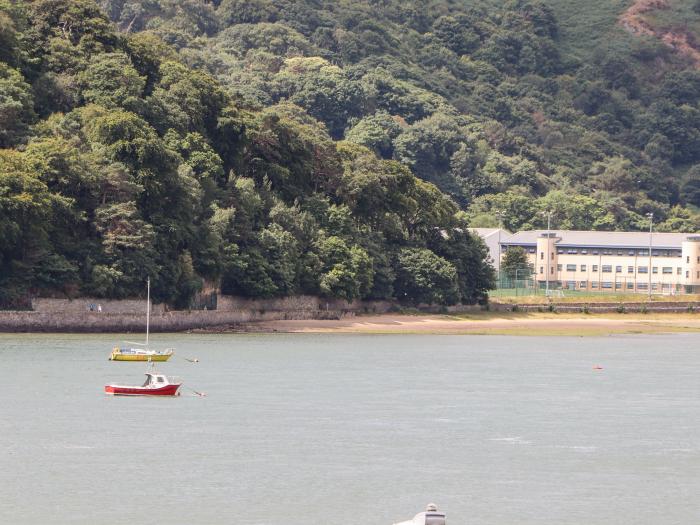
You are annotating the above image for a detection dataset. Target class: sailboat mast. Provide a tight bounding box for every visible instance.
[146,277,150,347]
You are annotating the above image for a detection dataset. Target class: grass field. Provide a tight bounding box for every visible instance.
[489,290,700,304]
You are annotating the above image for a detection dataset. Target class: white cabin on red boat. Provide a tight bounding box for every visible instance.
[104,372,182,396]
[394,504,446,525]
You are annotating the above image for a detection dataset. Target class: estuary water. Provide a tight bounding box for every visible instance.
[0,333,699,525]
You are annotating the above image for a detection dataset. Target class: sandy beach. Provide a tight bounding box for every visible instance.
[248,312,700,336]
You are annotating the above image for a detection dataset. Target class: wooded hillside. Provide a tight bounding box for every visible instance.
[0,0,495,307]
[3,0,700,306]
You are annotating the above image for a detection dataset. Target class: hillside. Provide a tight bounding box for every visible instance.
[3,0,700,306]
[94,0,700,231]
[0,0,494,308]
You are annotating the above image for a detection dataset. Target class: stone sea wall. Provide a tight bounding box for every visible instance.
[0,295,396,333]
[30,297,166,315]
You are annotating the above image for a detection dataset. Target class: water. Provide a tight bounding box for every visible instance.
[0,333,699,525]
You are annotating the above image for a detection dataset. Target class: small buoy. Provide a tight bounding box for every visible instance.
[593,365,603,370]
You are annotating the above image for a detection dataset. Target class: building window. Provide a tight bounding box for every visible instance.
[686,271,690,278]
[662,267,672,274]
[557,264,563,271]
[580,281,587,288]
[581,264,587,272]
[639,249,648,256]
[638,282,648,290]
[551,252,554,260]
[627,282,634,289]
[566,264,576,271]
[528,248,535,254]
[615,282,622,289]
[593,265,598,272]
[581,249,588,254]
[591,281,598,289]
[615,265,622,273]
[539,266,543,274]
[687,256,690,263]
[697,256,700,263]
[592,250,599,255]
[652,267,658,274]
[566,281,576,289]
[550,266,554,275]
[628,266,634,274]
[602,265,612,273]
[638,266,648,274]
[557,249,564,254]
[617,250,623,256]
[677,268,682,275]
[602,282,613,289]
[652,250,659,256]
[628,250,635,255]
[540,252,544,260]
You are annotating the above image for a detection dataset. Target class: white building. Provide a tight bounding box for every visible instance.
[471,228,700,294]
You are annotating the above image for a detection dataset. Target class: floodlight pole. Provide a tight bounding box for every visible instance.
[543,211,552,296]
[647,212,653,300]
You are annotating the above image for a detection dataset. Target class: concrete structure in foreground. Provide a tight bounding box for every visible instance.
[492,230,700,294]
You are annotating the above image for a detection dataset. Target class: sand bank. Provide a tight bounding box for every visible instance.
[246,312,700,336]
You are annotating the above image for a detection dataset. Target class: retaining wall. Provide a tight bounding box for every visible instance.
[31,297,165,315]
[0,308,349,333]
[0,293,489,332]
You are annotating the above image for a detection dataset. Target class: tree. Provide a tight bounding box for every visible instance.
[500,246,532,280]
[0,150,72,302]
[79,52,146,112]
[317,236,374,301]
[428,225,496,304]
[394,247,459,305]
[0,63,34,147]
[681,165,700,208]
[345,111,402,158]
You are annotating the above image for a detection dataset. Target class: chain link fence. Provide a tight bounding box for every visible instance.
[491,270,692,298]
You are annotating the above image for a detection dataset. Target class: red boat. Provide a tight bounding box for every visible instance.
[105,372,181,396]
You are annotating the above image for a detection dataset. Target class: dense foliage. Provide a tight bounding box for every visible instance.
[86,0,700,236]
[0,0,495,307]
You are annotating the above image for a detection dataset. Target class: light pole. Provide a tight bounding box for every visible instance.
[647,212,653,300]
[495,209,506,283]
[542,211,553,296]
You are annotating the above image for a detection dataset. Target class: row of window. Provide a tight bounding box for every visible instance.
[542,265,682,275]
[518,246,687,257]
[554,248,681,257]
[562,281,679,291]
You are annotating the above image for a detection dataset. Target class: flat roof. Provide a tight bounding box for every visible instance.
[501,230,694,249]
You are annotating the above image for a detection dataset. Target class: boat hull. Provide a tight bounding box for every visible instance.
[109,353,172,362]
[104,384,181,396]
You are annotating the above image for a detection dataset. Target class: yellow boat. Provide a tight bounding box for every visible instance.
[109,346,173,361]
[108,277,175,362]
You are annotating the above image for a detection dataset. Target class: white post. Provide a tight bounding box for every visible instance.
[647,213,653,300]
[146,277,150,347]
